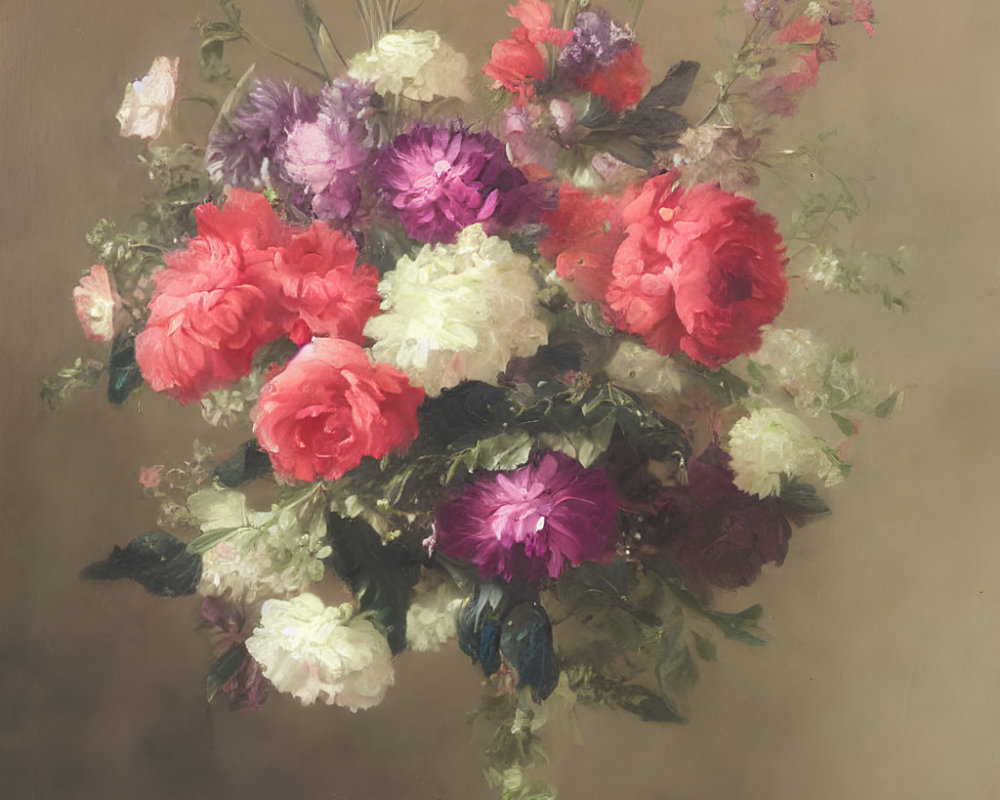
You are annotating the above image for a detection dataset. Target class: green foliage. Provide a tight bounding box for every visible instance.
[478,697,557,800]
[82,530,202,597]
[40,358,104,410]
[566,666,685,723]
[206,645,247,703]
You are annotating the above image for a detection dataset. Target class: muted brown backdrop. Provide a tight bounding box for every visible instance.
[3,1,999,798]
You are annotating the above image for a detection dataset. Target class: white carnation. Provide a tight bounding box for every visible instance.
[604,339,683,396]
[365,224,549,395]
[406,581,463,652]
[727,408,847,498]
[246,594,395,710]
[347,29,472,103]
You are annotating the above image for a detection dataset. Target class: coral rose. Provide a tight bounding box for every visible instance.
[248,222,381,346]
[252,338,424,482]
[135,236,276,403]
[607,173,788,368]
[539,184,625,305]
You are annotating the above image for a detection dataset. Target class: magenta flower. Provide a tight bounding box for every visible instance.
[434,451,619,583]
[372,122,538,244]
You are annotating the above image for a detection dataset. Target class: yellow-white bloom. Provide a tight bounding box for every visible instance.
[246,594,394,710]
[347,30,471,103]
[406,580,463,652]
[727,407,847,497]
[116,56,179,139]
[604,338,684,396]
[365,224,548,395]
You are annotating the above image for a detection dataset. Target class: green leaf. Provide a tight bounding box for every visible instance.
[450,431,534,482]
[779,479,830,515]
[568,668,685,724]
[691,631,717,661]
[830,412,857,437]
[295,0,346,79]
[107,330,143,405]
[874,390,902,419]
[185,525,246,555]
[40,358,104,410]
[206,645,246,703]
[82,530,202,597]
[214,440,273,487]
[325,514,422,654]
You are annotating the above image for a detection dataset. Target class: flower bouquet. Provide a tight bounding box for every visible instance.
[46,1,905,797]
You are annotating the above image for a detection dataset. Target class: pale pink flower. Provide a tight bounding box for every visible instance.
[116,56,179,140]
[73,264,120,342]
[138,465,164,489]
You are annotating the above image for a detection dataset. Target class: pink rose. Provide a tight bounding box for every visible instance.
[135,236,276,403]
[252,339,424,482]
[73,264,121,342]
[607,173,788,367]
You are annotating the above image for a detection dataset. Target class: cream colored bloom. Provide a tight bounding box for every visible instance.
[246,594,395,710]
[365,224,548,395]
[347,30,471,103]
[116,56,179,139]
[604,338,683,396]
[727,407,847,497]
[406,580,463,652]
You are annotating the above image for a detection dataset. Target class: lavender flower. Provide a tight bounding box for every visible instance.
[372,122,539,244]
[282,79,377,224]
[557,8,635,78]
[205,78,319,202]
[434,451,619,583]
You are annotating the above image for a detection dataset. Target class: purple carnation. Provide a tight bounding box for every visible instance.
[373,122,539,244]
[434,451,619,583]
[557,8,635,78]
[205,78,319,204]
[281,79,376,224]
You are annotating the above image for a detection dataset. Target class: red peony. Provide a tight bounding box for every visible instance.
[248,221,381,346]
[575,44,650,112]
[251,338,424,482]
[538,184,625,306]
[135,236,277,403]
[483,29,548,104]
[607,172,787,368]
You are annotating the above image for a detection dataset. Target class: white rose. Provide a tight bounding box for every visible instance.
[116,56,179,139]
[246,594,394,710]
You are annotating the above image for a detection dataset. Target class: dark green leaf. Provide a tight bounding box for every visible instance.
[214,440,273,487]
[325,514,422,654]
[655,635,698,702]
[500,602,559,702]
[569,669,685,724]
[81,530,201,597]
[779,479,830,515]
[637,61,700,110]
[691,631,717,661]
[107,330,143,405]
[206,644,246,703]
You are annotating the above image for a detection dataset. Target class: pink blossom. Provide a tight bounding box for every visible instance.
[73,264,121,342]
[138,465,164,488]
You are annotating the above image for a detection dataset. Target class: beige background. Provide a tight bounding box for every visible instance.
[3,0,998,798]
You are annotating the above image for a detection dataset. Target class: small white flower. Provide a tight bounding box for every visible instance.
[604,338,684,396]
[727,407,847,497]
[406,580,463,652]
[347,30,471,103]
[365,224,548,395]
[116,56,179,139]
[245,594,395,710]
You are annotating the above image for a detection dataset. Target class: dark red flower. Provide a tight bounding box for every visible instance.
[574,44,649,112]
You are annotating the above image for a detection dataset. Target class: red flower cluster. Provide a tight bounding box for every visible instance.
[572,44,650,113]
[252,338,424,482]
[541,173,787,368]
[135,190,380,403]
